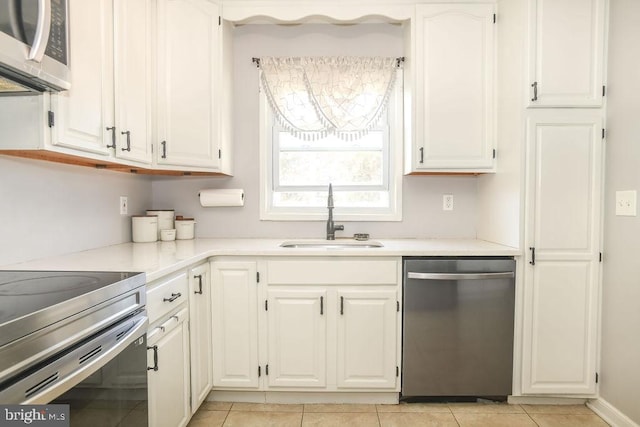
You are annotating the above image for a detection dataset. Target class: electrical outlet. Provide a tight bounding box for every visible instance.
[120,196,128,215]
[443,194,454,211]
[615,190,637,216]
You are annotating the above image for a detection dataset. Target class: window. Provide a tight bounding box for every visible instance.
[260,71,403,221]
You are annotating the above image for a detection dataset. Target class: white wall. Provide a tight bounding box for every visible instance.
[477,0,526,249]
[0,156,152,266]
[599,0,640,424]
[151,23,479,239]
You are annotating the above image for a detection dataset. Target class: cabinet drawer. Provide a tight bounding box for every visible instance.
[267,259,399,285]
[147,272,188,324]
[147,306,189,346]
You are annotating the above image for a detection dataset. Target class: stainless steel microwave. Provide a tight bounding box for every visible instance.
[0,0,71,94]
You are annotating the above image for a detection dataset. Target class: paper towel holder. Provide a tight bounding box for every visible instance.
[198,188,245,207]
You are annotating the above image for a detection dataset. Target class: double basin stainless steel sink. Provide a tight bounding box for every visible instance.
[279,239,383,249]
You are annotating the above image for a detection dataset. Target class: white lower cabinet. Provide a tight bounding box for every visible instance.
[211,261,260,389]
[337,290,398,389]
[188,263,213,412]
[266,289,327,388]
[146,264,213,427]
[147,307,190,427]
[211,257,401,393]
[521,110,603,395]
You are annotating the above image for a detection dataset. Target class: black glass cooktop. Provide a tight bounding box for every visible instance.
[0,271,143,328]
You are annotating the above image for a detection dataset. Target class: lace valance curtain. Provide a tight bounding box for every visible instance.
[258,57,399,141]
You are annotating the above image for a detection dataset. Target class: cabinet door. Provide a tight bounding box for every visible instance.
[156,0,221,169]
[50,0,113,156]
[266,289,327,388]
[113,0,153,164]
[522,110,603,395]
[188,263,212,412]
[413,4,495,172]
[148,309,190,427]
[211,261,260,388]
[336,290,398,389]
[527,0,606,107]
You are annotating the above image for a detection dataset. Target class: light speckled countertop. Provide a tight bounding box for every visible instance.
[1,238,520,283]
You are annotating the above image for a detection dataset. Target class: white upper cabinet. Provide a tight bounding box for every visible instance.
[521,110,603,395]
[50,0,114,157]
[156,0,223,170]
[409,3,496,173]
[50,0,153,165]
[527,0,607,107]
[113,0,154,164]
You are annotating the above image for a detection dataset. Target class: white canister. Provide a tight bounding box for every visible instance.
[132,215,158,243]
[146,210,175,239]
[175,218,196,240]
[160,229,176,241]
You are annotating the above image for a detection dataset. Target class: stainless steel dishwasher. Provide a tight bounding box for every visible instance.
[402,257,516,400]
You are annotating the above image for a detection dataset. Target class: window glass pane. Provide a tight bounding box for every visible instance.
[273,191,389,208]
[279,151,383,187]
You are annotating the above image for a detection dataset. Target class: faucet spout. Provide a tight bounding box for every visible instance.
[326,183,344,240]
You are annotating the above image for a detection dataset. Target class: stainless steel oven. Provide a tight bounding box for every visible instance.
[0,271,148,426]
[0,0,71,93]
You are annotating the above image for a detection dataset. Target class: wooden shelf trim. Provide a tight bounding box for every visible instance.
[0,150,228,177]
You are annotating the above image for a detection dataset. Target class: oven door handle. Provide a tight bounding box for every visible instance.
[1,313,148,405]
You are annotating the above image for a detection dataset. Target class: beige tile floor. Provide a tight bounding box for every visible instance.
[187,402,610,427]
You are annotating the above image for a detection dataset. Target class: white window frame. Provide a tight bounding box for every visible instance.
[259,73,403,222]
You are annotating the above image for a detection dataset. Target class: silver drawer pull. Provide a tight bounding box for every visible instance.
[407,272,515,281]
[163,292,182,303]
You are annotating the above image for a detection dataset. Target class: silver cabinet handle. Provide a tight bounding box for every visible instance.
[531,81,538,102]
[407,272,515,281]
[163,292,181,303]
[121,131,131,151]
[28,0,52,62]
[419,147,424,164]
[161,140,167,159]
[106,126,116,149]
[147,345,158,371]
[194,275,203,295]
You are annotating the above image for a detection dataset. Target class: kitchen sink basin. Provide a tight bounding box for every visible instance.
[279,240,384,249]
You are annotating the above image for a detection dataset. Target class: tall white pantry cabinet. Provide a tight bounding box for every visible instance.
[520,0,607,396]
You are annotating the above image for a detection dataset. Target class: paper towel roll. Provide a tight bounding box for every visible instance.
[199,189,245,207]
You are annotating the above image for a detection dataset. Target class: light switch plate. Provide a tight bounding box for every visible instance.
[615,190,637,216]
[120,196,128,215]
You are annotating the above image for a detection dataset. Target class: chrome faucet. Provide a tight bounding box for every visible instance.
[326,183,344,240]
